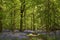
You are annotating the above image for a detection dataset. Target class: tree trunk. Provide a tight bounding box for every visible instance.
[0,17,2,32]
[0,0,3,32]
[23,4,26,30]
[20,0,25,32]
[32,13,35,31]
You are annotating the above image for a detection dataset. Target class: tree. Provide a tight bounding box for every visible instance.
[0,8,3,32]
[0,0,3,32]
[20,0,26,32]
[32,8,35,31]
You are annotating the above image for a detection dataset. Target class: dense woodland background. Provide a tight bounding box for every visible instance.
[0,0,60,32]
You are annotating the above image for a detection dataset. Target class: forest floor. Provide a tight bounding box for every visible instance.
[0,30,60,40]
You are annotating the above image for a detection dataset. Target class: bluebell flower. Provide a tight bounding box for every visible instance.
[18,35,29,39]
[2,29,10,32]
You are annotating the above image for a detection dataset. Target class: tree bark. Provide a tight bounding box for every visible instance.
[20,0,25,32]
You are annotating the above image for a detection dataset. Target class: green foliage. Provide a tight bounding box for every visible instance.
[0,0,60,31]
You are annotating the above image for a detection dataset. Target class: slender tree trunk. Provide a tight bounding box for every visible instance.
[31,16,33,30]
[10,13,13,31]
[32,7,35,31]
[23,4,26,30]
[20,14,23,32]
[13,9,16,31]
[32,13,35,31]
[0,16,2,32]
[20,0,25,32]
[0,0,3,32]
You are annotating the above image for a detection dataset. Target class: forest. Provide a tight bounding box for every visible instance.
[0,0,60,40]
